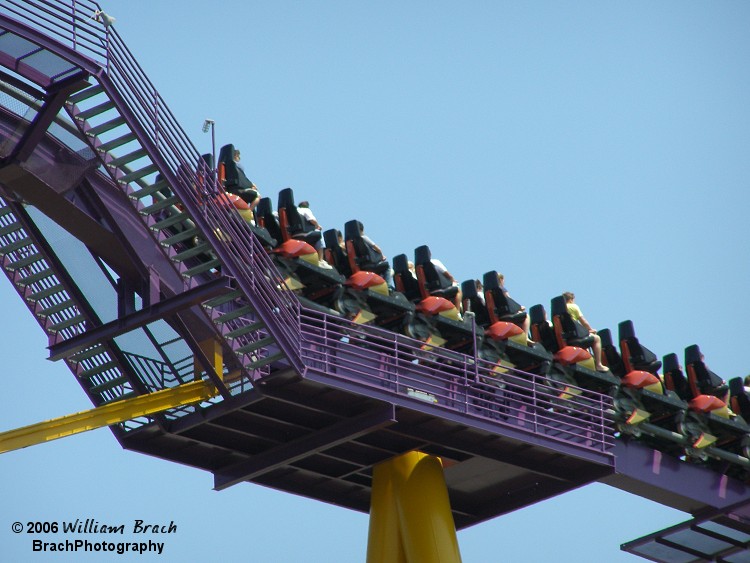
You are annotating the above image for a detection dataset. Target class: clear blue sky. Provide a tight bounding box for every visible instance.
[2,1,749,561]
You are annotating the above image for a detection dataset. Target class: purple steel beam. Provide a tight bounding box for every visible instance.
[602,440,750,513]
[10,72,88,161]
[47,276,232,361]
[213,404,397,491]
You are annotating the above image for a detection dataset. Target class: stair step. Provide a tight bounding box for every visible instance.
[89,375,129,395]
[38,299,75,316]
[203,289,242,308]
[79,360,118,378]
[236,335,276,355]
[0,236,33,254]
[245,351,285,371]
[97,131,137,153]
[131,179,170,200]
[140,195,179,215]
[216,305,253,324]
[5,253,43,270]
[27,283,65,302]
[76,100,116,121]
[47,314,86,332]
[120,163,159,184]
[71,346,106,363]
[16,268,55,286]
[87,116,126,137]
[0,222,21,237]
[68,84,103,104]
[161,226,199,247]
[109,148,148,168]
[182,259,221,278]
[225,321,265,339]
[173,242,211,262]
[151,211,189,231]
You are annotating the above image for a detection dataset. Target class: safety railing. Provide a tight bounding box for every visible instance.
[0,0,303,366]
[299,308,616,455]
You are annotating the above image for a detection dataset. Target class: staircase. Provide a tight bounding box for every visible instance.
[0,198,141,405]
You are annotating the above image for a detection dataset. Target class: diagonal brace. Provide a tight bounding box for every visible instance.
[214,404,396,491]
[0,380,217,454]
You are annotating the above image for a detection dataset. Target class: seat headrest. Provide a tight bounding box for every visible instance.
[256,197,273,217]
[685,344,702,365]
[461,279,477,299]
[529,304,546,324]
[618,320,636,340]
[599,328,613,347]
[550,295,567,316]
[414,245,431,265]
[278,187,295,210]
[662,352,679,372]
[392,254,409,274]
[344,220,360,241]
[323,229,339,249]
[218,144,235,163]
[483,271,500,291]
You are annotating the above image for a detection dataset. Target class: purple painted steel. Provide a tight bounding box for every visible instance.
[298,308,616,457]
[0,1,304,374]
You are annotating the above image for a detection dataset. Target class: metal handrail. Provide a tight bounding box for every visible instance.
[1,0,303,366]
[299,308,616,455]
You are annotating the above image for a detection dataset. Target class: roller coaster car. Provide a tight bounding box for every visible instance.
[549,296,619,392]
[662,353,690,402]
[407,245,474,353]
[217,144,258,202]
[327,221,414,331]
[599,329,626,378]
[729,378,750,421]
[604,324,687,454]
[255,198,344,312]
[277,187,323,249]
[482,271,528,328]
[685,344,729,400]
[619,320,661,375]
[191,155,276,250]
[461,279,552,378]
[678,346,750,473]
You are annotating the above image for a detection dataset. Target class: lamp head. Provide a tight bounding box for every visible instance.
[202,119,215,133]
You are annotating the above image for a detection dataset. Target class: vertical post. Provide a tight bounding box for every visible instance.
[366,451,462,563]
[195,339,223,382]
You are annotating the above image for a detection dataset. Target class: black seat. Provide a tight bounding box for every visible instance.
[529,304,557,352]
[393,254,421,302]
[599,328,626,378]
[618,320,661,374]
[461,279,490,326]
[343,220,389,275]
[218,143,258,202]
[323,229,351,277]
[729,377,750,420]
[550,295,595,350]
[277,187,322,247]
[414,245,457,301]
[482,270,526,328]
[662,353,690,401]
[254,197,283,244]
[685,344,727,399]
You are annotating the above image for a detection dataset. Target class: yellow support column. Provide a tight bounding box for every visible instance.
[367,451,462,563]
[195,338,223,381]
[367,459,407,563]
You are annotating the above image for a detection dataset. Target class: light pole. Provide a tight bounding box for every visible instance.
[202,119,216,186]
